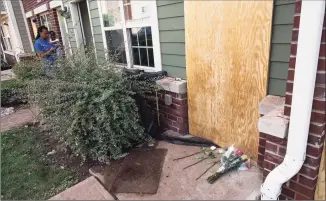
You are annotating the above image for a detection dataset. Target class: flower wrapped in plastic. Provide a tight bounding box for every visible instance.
[207,144,248,184]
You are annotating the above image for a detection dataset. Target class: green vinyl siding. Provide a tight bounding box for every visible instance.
[157,0,186,79]
[268,1,295,96]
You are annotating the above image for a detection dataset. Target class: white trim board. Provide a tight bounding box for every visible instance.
[25,11,33,18]
[33,4,49,15]
[49,0,62,9]
[60,1,72,55]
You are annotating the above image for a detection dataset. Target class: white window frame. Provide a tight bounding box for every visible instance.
[39,12,52,31]
[0,24,12,51]
[97,0,162,71]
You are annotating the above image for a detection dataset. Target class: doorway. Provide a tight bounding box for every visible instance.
[77,0,92,48]
[185,1,273,159]
[70,0,92,51]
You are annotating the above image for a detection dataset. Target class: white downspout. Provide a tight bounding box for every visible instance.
[260,1,325,200]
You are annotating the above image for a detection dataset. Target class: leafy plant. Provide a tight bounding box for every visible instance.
[12,58,44,81]
[28,50,158,162]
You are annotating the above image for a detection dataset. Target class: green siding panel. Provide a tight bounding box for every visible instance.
[157,3,184,19]
[90,9,100,18]
[158,17,184,31]
[92,26,102,35]
[160,30,185,43]
[157,0,185,78]
[270,44,291,62]
[163,65,186,79]
[267,2,295,95]
[95,42,105,51]
[157,0,183,6]
[94,34,103,43]
[89,0,98,10]
[271,25,293,44]
[70,41,77,48]
[268,79,287,96]
[161,43,185,55]
[274,0,296,6]
[162,55,186,68]
[269,62,289,80]
[91,17,101,26]
[273,3,296,25]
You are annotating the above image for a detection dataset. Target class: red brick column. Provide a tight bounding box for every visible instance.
[158,91,189,135]
[27,18,35,42]
[261,0,326,200]
[49,9,63,47]
[258,132,267,169]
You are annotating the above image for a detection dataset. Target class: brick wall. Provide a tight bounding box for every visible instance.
[23,0,52,12]
[259,0,326,200]
[27,18,35,41]
[23,0,64,48]
[157,91,189,135]
[49,9,63,47]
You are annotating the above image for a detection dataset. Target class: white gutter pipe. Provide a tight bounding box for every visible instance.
[260,1,325,200]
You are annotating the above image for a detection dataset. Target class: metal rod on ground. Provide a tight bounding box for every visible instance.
[183,157,208,170]
[196,161,219,180]
[173,151,203,161]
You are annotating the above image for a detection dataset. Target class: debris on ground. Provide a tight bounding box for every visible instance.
[174,146,225,180]
[207,144,250,184]
[47,149,56,156]
[1,107,15,117]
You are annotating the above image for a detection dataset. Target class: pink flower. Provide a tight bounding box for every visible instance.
[235,149,243,157]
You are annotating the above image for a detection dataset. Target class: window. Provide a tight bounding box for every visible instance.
[99,0,161,70]
[1,24,12,51]
[39,13,52,30]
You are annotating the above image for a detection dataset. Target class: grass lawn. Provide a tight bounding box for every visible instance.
[1,127,79,200]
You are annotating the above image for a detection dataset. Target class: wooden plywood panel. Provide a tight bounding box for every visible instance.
[185,1,273,159]
[315,142,325,200]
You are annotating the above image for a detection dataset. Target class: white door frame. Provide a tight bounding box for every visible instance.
[69,0,93,52]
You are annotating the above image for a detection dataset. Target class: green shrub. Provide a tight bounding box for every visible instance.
[28,51,157,162]
[12,58,44,81]
[1,79,27,106]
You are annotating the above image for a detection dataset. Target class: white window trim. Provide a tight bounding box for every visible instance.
[25,11,33,18]
[49,0,62,9]
[3,50,15,56]
[33,4,49,15]
[97,0,162,71]
[39,12,52,31]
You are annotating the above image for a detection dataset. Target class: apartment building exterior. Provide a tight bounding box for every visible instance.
[18,0,326,199]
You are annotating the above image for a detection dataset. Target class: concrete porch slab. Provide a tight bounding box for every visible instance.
[116,141,263,200]
[49,176,114,200]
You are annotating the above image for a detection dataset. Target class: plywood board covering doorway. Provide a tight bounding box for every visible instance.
[185,1,273,159]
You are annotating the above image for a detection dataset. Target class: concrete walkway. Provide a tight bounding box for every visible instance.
[1,69,15,81]
[116,141,263,200]
[49,176,115,200]
[89,141,262,200]
[1,107,39,132]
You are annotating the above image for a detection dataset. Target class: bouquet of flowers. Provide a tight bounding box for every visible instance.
[207,144,248,184]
